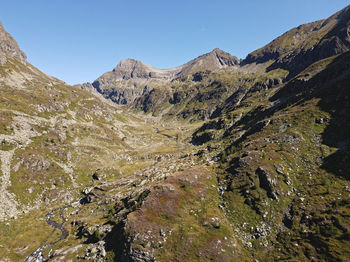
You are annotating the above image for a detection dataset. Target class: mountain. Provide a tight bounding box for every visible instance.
[0,21,201,261]
[241,5,350,78]
[190,50,350,261]
[174,48,240,80]
[87,5,350,119]
[94,48,239,84]
[88,5,350,110]
[88,48,239,105]
[95,58,180,83]
[1,4,350,262]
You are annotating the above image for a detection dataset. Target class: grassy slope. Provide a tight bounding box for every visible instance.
[193,53,350,261]
[63,53,350,262]
[0,58,200,261]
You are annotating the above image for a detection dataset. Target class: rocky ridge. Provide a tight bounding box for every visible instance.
[88,48,239,105]
[93,48,239,84]
[0,22,26,65]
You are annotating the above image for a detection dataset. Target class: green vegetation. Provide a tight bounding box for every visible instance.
[1,7,350,260]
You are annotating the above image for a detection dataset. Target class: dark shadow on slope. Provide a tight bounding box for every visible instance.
[198,51,350,180]
[270,51,350,180]
[316,57,350,180]
[104,220,128,261]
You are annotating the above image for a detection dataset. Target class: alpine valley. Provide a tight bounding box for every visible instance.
[1,4,350,262]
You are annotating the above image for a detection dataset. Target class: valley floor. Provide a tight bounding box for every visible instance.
[0,104,204,261]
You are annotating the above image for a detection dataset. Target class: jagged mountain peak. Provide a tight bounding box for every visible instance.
[93,48,238,90]
[209,47,237,58]
[189,47,239,66]
[111,58,155,79]
[176,48,239,79]
[0,21,27,65]
[114,58,145,69]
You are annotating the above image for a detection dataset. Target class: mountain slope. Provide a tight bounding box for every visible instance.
[242,4,350,78]
[1,4,350,262]
[0,22,201,262]
[192,51,350,261]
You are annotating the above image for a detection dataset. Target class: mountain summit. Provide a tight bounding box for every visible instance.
[108,58,182,81]
[175,48,240,79]
[93,48,238,86]
[90,48,239,104]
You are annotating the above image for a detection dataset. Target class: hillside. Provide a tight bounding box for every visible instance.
[1,4,350,262]
[0,22,201,261]
[241,4,350,78]
[191,51,350,261]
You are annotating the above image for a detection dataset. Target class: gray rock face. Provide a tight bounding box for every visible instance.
[94,48,239,85]
[0,21,27,65]
[256,167,278,200]
[110,58,181,80]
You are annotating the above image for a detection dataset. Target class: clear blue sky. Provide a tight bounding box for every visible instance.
[0,1,348,84]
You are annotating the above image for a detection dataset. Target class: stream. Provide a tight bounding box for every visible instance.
[24,202,75,262]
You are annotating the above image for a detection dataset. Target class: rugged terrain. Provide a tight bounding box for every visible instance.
[1,4,350,262]
[81,48,240,118]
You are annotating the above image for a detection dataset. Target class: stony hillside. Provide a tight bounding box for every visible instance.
[1,4,350,262]
[0,22,201,261]
[191,51,350,261]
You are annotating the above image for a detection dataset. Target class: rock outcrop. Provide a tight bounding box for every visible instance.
[0,21,26,65]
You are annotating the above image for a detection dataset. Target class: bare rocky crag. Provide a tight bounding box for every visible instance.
[0,22,26,65]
